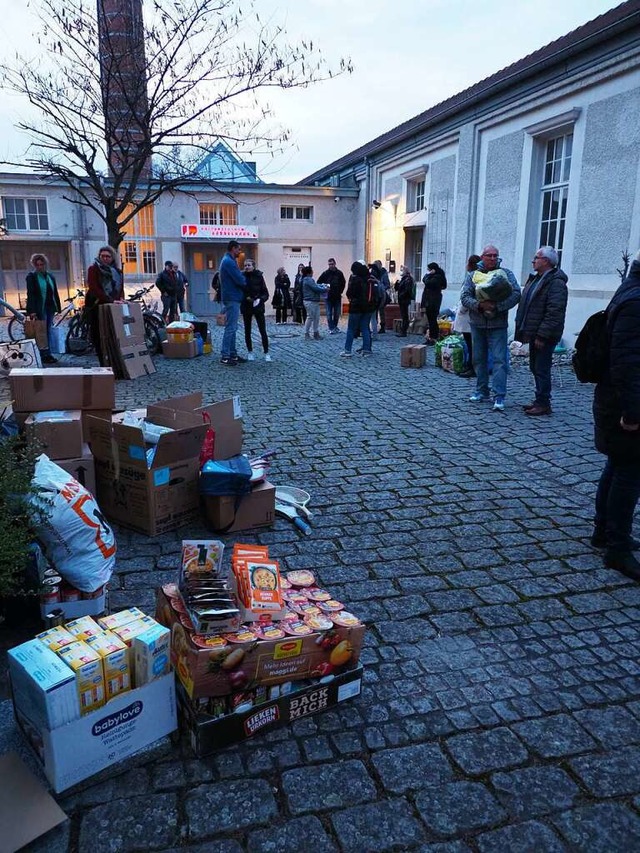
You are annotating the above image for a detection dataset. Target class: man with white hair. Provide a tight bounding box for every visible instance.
[514,246,568,416]
[592,248,640,580]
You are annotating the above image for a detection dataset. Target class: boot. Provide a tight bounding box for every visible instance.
[604,550,640,581]
[313,331,323,340]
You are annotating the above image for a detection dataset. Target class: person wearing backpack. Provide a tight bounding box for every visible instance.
[514,246,568,416]
[592,249,640,580]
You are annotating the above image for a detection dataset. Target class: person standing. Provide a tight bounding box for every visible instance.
[372,259,391,333]
[395,265,414,336]
[592,249,640,580]
[317,258,346,334]
[25,253,62,365]
[272,267,292,324]
[514,246,568,416]
[421,262,447,345]
[219,239,247,366]
[155,261,178,323]
[242,259,271,361]
[461,244,521,411]
[455,254,481,378]
[86,245,124,367]
[293,263,307,325]
[174,264,189,314]
[302,266,328,340]
[340,262,376,357]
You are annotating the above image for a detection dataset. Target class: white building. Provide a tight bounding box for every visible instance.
[301,0,640,343]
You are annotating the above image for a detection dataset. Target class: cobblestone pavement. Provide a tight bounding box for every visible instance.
[2,320,640,852]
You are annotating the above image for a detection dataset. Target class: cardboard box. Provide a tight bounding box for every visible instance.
[9,368,115,412]
[119,344,156,379]
[25,410,83,460]
[400,345,415,367]
[133,623,171,686]
[56,641,106,716]
[56,443,96,496]
[86,408,209,536]
[178,666,363,757]
[163,340,198,359]
[8,640,80,730]
[412,344,427,368]
[0,339,42,377]
[14,672,176,793]
[147,393,243,460]
[39,588,107,621]
[157,586,366,699]
[202,480,275,533]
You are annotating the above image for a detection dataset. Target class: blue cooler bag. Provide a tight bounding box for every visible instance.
[199,455,252,497]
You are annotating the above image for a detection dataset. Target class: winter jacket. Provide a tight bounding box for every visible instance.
[272,273,292,309]
[421,269,447,295]
[347,263,377,314]
[460,262,521,329]
[317,267,346,302]
[293,273,304,309]
[25,271,61,318]
[514,267,568,345]
[395,271,414,305]
[155,269,178,297]
[302,276,326,302]
[219,251,247,303]
[86,261,124,307]
[593,260,640,461]
[242,269,269,310]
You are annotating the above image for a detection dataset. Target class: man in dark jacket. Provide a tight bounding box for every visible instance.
[317,259,346,334]
[155,261,178,323]
[514,246,568,416]
[241,259,271,361]
[592,250,640,580]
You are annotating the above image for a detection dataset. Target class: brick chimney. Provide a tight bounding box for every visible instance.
[97,0,151,179]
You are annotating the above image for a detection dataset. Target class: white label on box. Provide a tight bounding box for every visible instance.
[122,302,132,337]
[338,678,362,703]
[232,396,242,419]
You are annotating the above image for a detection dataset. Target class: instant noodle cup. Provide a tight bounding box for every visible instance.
[293,602,322,618]
[282,591,309,606]
[286,570,315,587]
[317,599,345,613]
[282,620,314,637]
[251,623,286,641]
[224,628,257,644]
[331,611,362,628]
[304,614,334,631]
[306,588,333,602]
[279,576,293,591]
[192,634,228,650]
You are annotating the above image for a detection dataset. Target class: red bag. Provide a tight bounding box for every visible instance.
[199,412,215,468]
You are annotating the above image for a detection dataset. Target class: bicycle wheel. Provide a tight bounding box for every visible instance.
[66,316,91,355]
[144,317,161,356]
[8,316,25,342]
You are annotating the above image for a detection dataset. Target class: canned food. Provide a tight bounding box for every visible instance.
[61,586,82,602]
[81,585,105,600]
[40,586,61,606]
[41,575,62,588]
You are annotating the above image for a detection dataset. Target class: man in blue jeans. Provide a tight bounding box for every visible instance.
[514,246,568,416]
[219,240,247,365]
[461,245,521,411]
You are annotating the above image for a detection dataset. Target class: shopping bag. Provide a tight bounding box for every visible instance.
[24,318,49,350]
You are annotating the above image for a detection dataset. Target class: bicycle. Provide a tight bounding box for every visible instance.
[7,289,86,343]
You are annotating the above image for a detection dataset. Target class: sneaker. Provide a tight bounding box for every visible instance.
[265,354,272,362]
[469,393,491,402]
[360,350,373,357]
[246,352,256,361]
[234,355,247,363]
[340,351,353,357]
[220,357,237,366]
[493,397,506,412]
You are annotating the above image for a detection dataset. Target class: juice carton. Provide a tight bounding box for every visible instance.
[56,641,105,715]
[133,622,170,686]
[111,616,158,685]
[98,607,145,632]
[36,626,76,653]
[65,616,103,642]
[85,631,131,701]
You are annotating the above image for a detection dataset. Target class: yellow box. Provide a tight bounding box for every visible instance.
[65,616,103,642]
[56,641,105,715]
[36,626,76,653]
[86,631,131,701]
[98,607,146,632]
[111,616,157,647]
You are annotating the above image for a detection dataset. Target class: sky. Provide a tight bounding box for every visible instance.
[0,0,622,184]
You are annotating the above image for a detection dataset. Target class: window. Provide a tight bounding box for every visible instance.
[2,197,49,231]
[121,203,157,276]
[539,133,572,261]
[406,178,426,213]
[280,206,313,221]
[199,203,238,225]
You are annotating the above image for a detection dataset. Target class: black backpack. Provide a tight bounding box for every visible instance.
[572,310,610,383]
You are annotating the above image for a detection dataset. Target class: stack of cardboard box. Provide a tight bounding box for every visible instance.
[9,368,116,494]
[99,303,156,379]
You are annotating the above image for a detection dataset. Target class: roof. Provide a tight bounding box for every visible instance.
[299,0,640,185]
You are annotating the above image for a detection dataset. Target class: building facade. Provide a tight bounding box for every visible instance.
[301,1,640,343]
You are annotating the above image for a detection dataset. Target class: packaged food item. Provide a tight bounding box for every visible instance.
[66,616,103,642]
[317,599,345,613]
[81,585,106,601]
[56,640,105,715]
[306,588,333,602]
[61,586,82,602]
[181,539,224,577]
[304,614,334,631]
[286,570,316,587]
[291,602,322,618]
[250,623,286,641]
[331,611,362,628]
[282,620,314,637]
[110,615,157,647]
[133,622,171,686]
[37,626,76,653]
[98,607,146,632]
[8,639,80,729]
[191,634,228,650]
[85,631,131,700]
[224,628,257,645]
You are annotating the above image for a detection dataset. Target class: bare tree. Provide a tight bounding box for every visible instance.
[0,0,351,249]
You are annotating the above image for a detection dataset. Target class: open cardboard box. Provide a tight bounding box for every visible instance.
[178,666,363,757]
[156,585,366,699]
[147,392,243,460]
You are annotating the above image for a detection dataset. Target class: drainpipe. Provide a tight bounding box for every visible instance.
[364,157,371,261]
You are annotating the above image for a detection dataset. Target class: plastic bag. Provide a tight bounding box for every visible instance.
[199,455,252,497]
[31,454,116,592]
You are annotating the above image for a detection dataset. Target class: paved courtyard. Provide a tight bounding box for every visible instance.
[2,319,640,852]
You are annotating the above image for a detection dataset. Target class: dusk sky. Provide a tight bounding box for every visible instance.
[0,0,621,184]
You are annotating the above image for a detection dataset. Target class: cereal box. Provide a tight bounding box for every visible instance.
[98,607,145,632]
[85,631,131,701]
[56,641,105,715]
[66,616,103,642]
[133,623,171,686]
[36,626,76,653]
